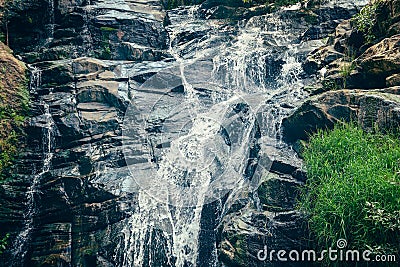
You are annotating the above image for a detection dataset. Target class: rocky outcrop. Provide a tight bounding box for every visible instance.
[219,156,306,267]
[0,0,380,266]
[2,0,169,63]
[0,1,169,265]
[0,41,28,256]
[304,0,400,91]
[355,34,400,88]
[0,54,138,266]
[282,88,400,142]
[286,0,400,144]
[0,41,27,116]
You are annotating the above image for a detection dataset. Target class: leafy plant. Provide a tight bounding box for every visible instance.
[99,28,114,60]
[322,79,340,91]
[339,62,354,78]
[351,1,380,43]
[0,233,10,254]
[298,123,400,255]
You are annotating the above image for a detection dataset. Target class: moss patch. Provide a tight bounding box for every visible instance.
[0,41,28,181]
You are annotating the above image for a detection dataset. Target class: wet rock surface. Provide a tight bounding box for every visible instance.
[282,88,400,142]
[286,0,400,144]
[0,0,381,266]
[5,0,168,63]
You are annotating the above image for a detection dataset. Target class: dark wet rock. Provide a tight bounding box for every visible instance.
[282,89,400,143]
[201,0,248,9]
[204,4,271,20]
[351,34,400,88]
[258,175,301,212]
[386,72,400,86]
[3,0,168,62]
[219,186,307,267]
[0,0,380,266]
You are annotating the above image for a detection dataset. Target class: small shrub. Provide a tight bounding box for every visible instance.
[0,233,9,254]
[322,79,340,90]
[100,27,117,32]
[351,1,380,43]
[339,62,354,77]
[299,124,400,255]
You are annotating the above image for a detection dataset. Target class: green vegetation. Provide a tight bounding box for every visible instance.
[0,82,29,181]
[99,28,114,60]
[244,0,300,5]
[321,79,340,90]
[0,44,29,181]
[339,61,355,88]
[299,123,400,256]
[0,233,10,254]
[266,0,299,6]
[351,1,380,43]
[100,27,117,32]
[339,51,356,88]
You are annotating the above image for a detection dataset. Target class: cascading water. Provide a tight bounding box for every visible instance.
[10,68,55,264]
[117,3,317,267]
[45,0,56,43]
[3,0,371,266]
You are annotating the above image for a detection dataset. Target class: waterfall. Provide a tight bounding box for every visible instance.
[3,0,372,265]
[10,67,55,264]
[116,4,314,266]
[81,4,94,57]
[46,0,55,43]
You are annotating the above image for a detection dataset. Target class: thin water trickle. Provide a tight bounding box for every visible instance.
[46,0,56,43]
[11,67,55,264]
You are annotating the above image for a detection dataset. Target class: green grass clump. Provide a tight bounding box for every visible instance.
[100,27,117,32]
[299,123,400,255]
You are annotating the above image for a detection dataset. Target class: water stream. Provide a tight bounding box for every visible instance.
[11,67,55,264]
[7,1,369,266]
[118,4,314,267]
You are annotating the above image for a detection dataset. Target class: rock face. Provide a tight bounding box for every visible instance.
[0,0,380,266]
[285,0,400,144]
[355,34,400,88]
[303,0,400,91]
[0,41,28,257]
[0,57,136,267]
[4,0,168,63]
[0,0,170,265]
[282,88,400,142]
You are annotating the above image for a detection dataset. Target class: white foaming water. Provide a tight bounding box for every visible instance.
[46,0,55,43]
[82,5,95,57]
[11,68,55,264]
[118,8,225,266]
[118,0,369,265]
